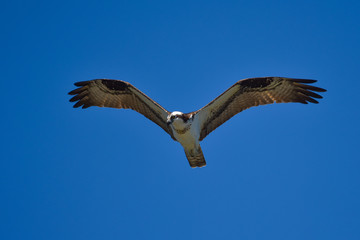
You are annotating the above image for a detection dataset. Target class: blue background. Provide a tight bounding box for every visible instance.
[2,0,360,239]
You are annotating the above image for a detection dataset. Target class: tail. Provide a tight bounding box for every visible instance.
[184,145,206,168]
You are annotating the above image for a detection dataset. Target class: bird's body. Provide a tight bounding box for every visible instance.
[69,77,326,168]
[169,112,197,147]
[167,111,205,167]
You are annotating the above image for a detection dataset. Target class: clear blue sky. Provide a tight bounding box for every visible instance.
[1,0,360,239]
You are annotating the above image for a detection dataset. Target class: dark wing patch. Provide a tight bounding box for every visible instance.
[238,77,274,88]
[194,77,326,140]
[101,79,128,91]
[68,79,175,140]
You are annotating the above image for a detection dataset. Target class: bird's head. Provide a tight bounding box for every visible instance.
[167,111,194,128]
[167,111,184,125]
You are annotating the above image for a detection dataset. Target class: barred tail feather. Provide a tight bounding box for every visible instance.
[184,145,206,168]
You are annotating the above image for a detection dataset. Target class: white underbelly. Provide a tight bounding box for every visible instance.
[174,131,195,147]
[172,125,200,148]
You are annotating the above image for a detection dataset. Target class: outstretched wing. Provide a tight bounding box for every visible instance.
[194,77,326,141]
[68,79,175,139]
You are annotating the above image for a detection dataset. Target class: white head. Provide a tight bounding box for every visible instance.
[167,111,184,125]
[167,111,194,128]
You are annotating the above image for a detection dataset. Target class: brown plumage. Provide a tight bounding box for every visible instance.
[69,77,326,168]
[184,146,206,168]
[194,77,326,140]
[68,79,175,140]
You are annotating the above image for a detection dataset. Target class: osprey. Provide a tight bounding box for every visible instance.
[68,77,326,168]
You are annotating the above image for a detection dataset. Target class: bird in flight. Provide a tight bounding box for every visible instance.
[69,77,326,168]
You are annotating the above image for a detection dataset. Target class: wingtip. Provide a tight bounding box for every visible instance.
[290,78,317,84]
[74,81,90,87]
[68,90,78,96]
[316,87,327,92]
[289,78,327,93]
[73,102,81,108]
[68,89,76,95]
